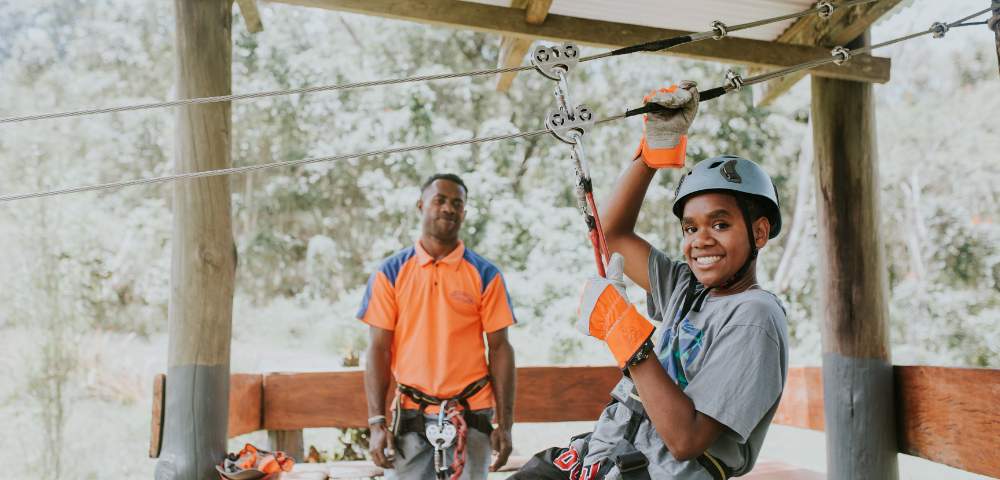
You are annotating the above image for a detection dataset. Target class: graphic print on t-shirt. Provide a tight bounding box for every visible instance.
[658,309,704,389]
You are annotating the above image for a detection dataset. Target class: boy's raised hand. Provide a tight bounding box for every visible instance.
[635,80,700,169]
[577,253,654,367]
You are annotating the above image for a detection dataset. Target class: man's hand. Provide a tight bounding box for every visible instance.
[489,425,513,472]
[636,80,700,169]
[368,423,395,468]
[577,253,654,367]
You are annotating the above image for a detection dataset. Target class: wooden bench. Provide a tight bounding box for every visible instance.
[150,366,1000,478]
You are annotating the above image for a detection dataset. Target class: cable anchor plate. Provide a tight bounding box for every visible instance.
[545,104,595,144]
[817,1,835,19]
[831,46,852,65]
[531,43,580,80]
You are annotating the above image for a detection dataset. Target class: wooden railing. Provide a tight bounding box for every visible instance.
[149,365,1000,477]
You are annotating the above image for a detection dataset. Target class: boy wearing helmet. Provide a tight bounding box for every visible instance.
[512,82,788,479]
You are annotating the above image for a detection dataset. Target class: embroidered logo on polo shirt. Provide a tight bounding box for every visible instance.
[449,290,475,305]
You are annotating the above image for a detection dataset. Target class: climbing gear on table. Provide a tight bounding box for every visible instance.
[216,443,295,480]
[577,253,655,368]
[633,82,699,169]
[390,376,493,480]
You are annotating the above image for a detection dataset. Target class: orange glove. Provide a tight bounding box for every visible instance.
[633,80,699,169]
[577,253,655,368]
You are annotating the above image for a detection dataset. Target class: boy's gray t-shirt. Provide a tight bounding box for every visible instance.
[583,247,789,479]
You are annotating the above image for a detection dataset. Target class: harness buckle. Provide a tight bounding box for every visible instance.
[531,43,580,80]
[615,451,650,473]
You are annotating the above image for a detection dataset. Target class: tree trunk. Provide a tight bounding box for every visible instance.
[811,32,898,480]
[155,1,235,479]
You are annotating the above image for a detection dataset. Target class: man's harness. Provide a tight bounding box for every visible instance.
[391,376,494,480]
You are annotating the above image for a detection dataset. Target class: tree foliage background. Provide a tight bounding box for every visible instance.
[0,0,997,477]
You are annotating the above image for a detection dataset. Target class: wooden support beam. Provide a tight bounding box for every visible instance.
[155,1,236,478]
[496,36,535,91]
[269,0,890,84]
[268,429,305,462]
[752,0,902,106]
[496,0,552,92]
[236,0,264,33]
[812,32,898,479]
[992,1,1000,77]
[150,366,1000,475]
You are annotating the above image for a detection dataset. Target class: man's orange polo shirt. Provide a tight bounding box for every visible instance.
[357,240,516,411]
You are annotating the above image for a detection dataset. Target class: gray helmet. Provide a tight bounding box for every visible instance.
[671,155,782,239]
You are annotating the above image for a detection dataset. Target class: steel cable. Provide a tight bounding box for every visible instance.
[0,0,881,125]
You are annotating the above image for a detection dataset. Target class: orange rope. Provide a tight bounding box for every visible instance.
[447,404,469,480]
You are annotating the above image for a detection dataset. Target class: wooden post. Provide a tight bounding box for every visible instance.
[155,1,235,479]
[268,429,305,461]
[811,32,898,480]
[991,1,1000,77]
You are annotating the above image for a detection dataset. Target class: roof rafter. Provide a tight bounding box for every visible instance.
[236,0,264,33]
[752,0,903,106]
[267,0,890,84]
[496,0,552,92]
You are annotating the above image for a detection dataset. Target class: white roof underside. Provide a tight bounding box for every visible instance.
[462,0,817,41]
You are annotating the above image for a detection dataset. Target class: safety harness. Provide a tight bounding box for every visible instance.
[391,376,493,480]
[607,381,737,480]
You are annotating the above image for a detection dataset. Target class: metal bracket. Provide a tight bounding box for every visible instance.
[930,21,950,38]
[531,43,580,80]
[831,46,852,65]
[817,1,835,19]
[545,104,595,144]
[724,69,745,91]
[710,20,729,40]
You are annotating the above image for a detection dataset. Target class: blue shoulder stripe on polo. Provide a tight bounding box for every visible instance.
[356,247,415,319]
[379,246,416,286]
[462,248,500,292]
[462,248,516,321]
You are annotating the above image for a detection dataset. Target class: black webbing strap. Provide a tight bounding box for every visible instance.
[397,375,490,410]
[394,376,494,436]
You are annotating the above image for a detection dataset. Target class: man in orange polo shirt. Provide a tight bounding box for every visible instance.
[359,173,516,480]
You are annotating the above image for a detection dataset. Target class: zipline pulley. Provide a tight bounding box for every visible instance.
[531,43,580,81]
[533,43,610,276]
[545,105,595,144]
[427,400,458,479]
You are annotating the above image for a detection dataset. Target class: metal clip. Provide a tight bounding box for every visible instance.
[531,43,580,81]
[545,105,595,144]
[724,70,745,91]
[817,1,835,19]
[831,46,852,65]
[710,20,729,40]
[930,21,950,38]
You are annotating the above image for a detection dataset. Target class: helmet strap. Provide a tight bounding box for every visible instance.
[718,199,758,290]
